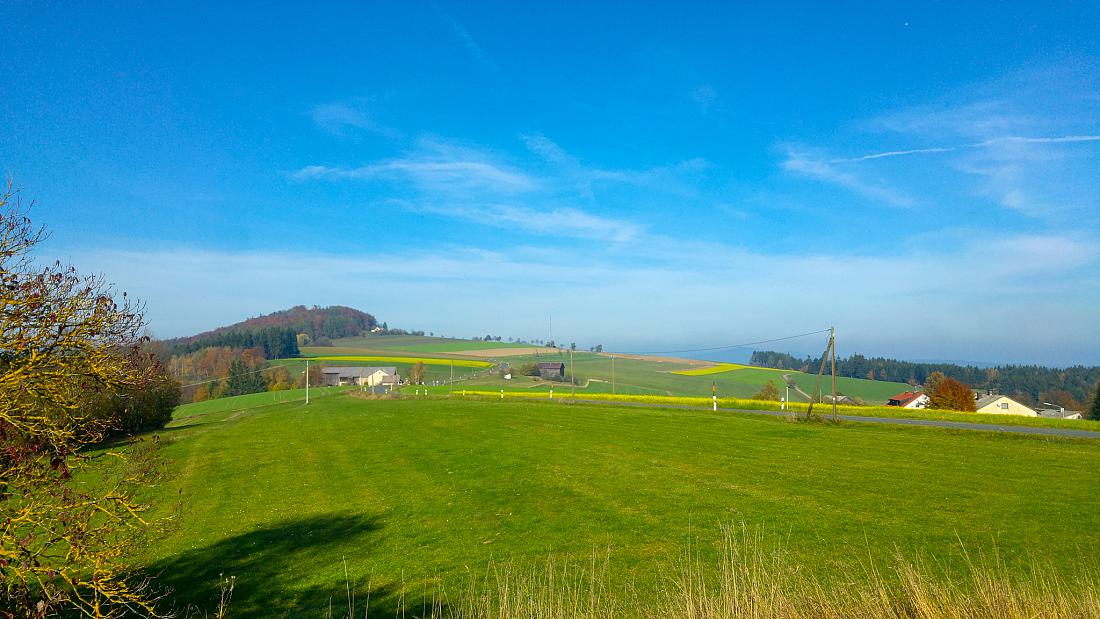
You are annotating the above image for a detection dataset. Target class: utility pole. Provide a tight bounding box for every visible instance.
[806,329,834,420]
[569,347,575,399]
[450,360,454,393]
[305,359,310,405]
[830,326,838,421]
[611,354,616,395]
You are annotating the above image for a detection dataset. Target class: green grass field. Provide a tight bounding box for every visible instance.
[295,336,916,405]
[315,335,536,353]
[268,357,492,386]
[140,391,1100,617]
[450,351,911,403]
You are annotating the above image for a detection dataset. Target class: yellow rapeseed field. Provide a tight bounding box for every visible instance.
[671,363,787,376]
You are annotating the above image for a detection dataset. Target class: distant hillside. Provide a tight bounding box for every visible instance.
[165,305,377,356]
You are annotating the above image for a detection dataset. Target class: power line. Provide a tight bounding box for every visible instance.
[178,361,305,388]
[617,328,832,355]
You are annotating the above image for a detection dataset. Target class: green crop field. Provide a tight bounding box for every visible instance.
[137,391,1100,617]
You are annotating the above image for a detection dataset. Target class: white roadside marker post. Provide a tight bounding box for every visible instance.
[500,389,504,400]
[549,388,553,400]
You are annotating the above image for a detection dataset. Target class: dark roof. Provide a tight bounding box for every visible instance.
[1036,408,1082,419]
[537,362,565,370]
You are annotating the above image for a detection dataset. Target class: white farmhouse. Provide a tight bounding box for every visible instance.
[885,391,930,409]
[974,393,1037,416]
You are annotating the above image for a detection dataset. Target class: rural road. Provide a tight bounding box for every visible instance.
[530,397,1100,439]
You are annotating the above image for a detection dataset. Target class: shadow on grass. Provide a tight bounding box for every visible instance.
[145,513,444,618]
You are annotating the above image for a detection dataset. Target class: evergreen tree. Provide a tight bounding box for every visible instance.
[225,359,268,396]
[1089,382,1100,420]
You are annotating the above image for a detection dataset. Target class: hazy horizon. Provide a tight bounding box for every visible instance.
[4,3,1098,366]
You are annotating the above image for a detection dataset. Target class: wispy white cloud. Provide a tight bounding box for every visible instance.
[310,101,398,138]
[410,201,646,243]
[521,133,710,201]
[830,135,1100,162]
[787,61,1100,220]
[521,133,572,164]
[781,149,915,208]
[295,159,535,194]
[434,5,499,75]
[294,136,671,242]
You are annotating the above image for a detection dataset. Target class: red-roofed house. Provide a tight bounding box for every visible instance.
[886,391,930,409]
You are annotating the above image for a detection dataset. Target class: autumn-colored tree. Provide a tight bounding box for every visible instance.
[752,380,781,401]
[923,371,946,397]
[929,376,977,412]
[1039,389,1081,411]
[408,361,426,385]
[191,384,211,402]
[0,186,167,616]
[267,365,292,391]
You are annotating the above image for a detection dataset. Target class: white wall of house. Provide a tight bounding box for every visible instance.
[977,396,1037,416]
[903,394,931,409]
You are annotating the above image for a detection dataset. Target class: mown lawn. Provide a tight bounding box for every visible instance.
[143,392,1100,617]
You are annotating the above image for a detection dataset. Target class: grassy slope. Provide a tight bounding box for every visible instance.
[144,393,1100,616]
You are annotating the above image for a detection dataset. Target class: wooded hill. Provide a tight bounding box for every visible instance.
[164,305,377,357]
[751,350,1100,408]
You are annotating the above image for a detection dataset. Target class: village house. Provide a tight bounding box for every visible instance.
[885,391,930,409]
[321,366,399,389]
[1036,407,1083,420]
[537,362,565,379]
[974,392,1037,416]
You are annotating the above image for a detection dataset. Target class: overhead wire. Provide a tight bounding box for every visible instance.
[617,328,832,355]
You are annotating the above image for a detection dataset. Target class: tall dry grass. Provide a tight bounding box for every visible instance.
[228,527,1100,619]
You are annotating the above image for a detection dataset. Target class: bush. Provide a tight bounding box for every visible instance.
[87,374,182,435]
[519,363,540,377]
[752,380,781,401]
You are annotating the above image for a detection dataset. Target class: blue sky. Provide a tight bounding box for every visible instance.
[2,2,1098,365]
